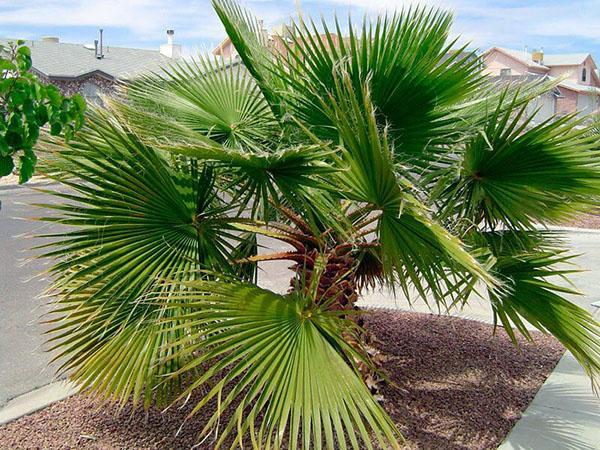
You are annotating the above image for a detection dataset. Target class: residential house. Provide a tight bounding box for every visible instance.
[1,30,182,103]
[482,47,600,120]
[213,22,341,61]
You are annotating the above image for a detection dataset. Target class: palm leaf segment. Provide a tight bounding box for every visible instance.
[472,232,600,391]
[436,91,600,230]
[161,280,403,450]
[122,56,278,150]
[214,0,483,159]
[36,109,251,407]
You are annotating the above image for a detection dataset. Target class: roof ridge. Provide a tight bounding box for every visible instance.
[1,38,162,54]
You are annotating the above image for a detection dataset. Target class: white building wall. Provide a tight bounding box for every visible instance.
[576,93,600,116]
[526,92,556,122]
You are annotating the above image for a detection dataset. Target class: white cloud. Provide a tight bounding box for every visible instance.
[0,0,223,40]
[308,0,600,51]
[1,0,598,55]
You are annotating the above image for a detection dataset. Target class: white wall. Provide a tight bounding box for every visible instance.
[576,93,600,116]
[526,93,556,122]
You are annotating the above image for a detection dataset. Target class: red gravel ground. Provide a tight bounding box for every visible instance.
[0,310,564,450]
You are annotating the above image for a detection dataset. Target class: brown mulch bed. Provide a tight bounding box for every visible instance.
[0,310,564,450]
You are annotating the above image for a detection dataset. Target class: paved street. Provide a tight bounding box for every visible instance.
[0,182,65,407]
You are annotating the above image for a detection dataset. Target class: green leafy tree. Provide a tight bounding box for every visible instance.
[36,1,600,448]
[0,41,85,183]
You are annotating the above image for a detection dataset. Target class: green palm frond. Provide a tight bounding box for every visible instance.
[159,280,403,450]
[436,92,600,230]
[419,79,567,201]
[473,231,600,390]
[122,55,279,150]
[34,108,246,407]
[153,138,336,219]
[43,281,192,408]
[273,8,483,159]
[316,71,494,300]
[212,0,285,119]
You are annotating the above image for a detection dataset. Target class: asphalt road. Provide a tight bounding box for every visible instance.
[0,182,66,407]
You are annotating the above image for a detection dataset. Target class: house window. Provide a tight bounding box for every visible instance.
[582,67,587,82]
[500,68,512,76]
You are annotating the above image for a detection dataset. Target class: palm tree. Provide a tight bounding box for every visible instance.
[37,1,600,448]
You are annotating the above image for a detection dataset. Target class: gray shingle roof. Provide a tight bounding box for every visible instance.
[0,38,175,80]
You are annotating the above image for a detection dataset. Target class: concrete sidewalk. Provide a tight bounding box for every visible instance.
[499,349,600,450]
[356,231,600,450]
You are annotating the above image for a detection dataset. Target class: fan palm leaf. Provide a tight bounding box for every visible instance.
[271,8,483,161]
[471,231,600,391]
[436,91,600,230]
[158,279,403,450]
[211,0,285,120]
[122,56,278,150]
[35,108,247,407]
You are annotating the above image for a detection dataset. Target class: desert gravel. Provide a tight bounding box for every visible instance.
[0,310,564,450]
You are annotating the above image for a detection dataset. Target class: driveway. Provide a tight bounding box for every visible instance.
[0,182,65,407]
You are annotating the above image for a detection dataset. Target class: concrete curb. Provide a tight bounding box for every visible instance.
[0,180,59,192]
[544,224,600,234]
[0,381,77,426]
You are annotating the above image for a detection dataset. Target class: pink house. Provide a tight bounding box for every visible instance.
[482,47,600,118]
[213,22,342,63]
[213,22,295,59]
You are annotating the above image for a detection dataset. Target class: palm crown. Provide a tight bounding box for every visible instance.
[37,1,600,448]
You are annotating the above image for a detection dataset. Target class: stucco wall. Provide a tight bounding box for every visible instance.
[548,65,579,82]
[216,40,237,59]
[548,57,599,87]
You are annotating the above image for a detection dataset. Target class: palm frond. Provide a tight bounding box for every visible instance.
[159,280,403,449]
[35,108,245,406]
[436,91,600,230]
[212,0,285,119]
[273,8,483,159]
[316,70,495,301]
[121,55,279,150]
[155,138,336,219]
[474,231,600,390]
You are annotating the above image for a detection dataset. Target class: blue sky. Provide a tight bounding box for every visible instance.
[1,0,599,60]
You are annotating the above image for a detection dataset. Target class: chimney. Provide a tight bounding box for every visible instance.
[160,29,181,58]
[532,48,544,64]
